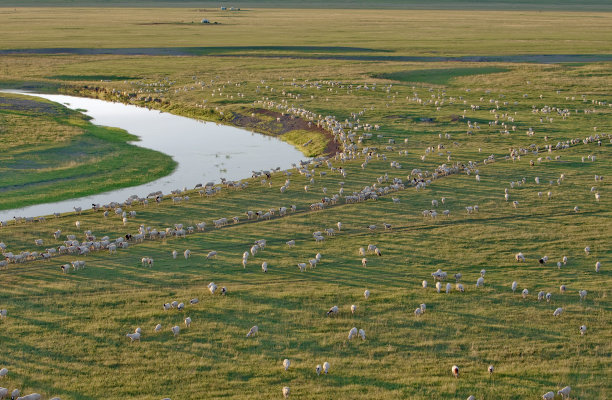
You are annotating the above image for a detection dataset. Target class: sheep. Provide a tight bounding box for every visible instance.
[480,269,486,277]
[456,283,465,292]
[420,303,426,313]
[364,289,370,299]
[511,281,518,293]
[467,396,475,400]
[184,249,191,259]
[326,305,339,316]
[282,387,290,398]
[172,250,177,259]
[246,325,258,337]
[414,307,422,317]
[454,273,462,282]
[595,261,601,272]
[361,258,367,267]
[546,292,552,302]
[476,277,484,288]
[422,280,428,288]
[208,282,217,295]
[337,222,342,231]
[557,386,571,399]
[0,310,7,319]
[553,307,563,317]
[154,324,162,332]
[351,304,357,314]
[512,200,519,208]
[297,263,306,272]
[190,298,199,305]
[0,368,7,378]
[172,302,178,309]
[515,252,525,262]
[171,325,180,336]
[220,287,227,295]
[451,365,459,378]
[579,290,587,301]
[0,388,7,399]
[521,288,529,299]
[316,364,322,375]
[542,391,555,400]
[538,291,545,301]
[445,283,452,294]
[16,394,41,400]
[488,365,494,375]
[286,240,295,247]
[348,327,358,340]
[436,282,442,293]
[359,247,366,256]
[560,285,566,294]
[163,303,171,311]
[358,328,366,340]
[283,359,290,371]
[323,361,329,374]
[585,246,590,255]
[177,302,185,311]
[135,327,141,334]
[126,332,141,342]
[206,251,217,260]
[562,256,568,265]
[185,317,191,327]
[539,256,548,265]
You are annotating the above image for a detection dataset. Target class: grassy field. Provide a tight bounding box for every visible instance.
[0,92,176,210]
[0,5,611,400]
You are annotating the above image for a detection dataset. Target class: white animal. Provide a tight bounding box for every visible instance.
[15,394,41,400]
[476,277,484,288]
[422,280,428,288]
[172,250,177,259]
[351,304,357,314]
[0,368,7,378]
[0,310,6,319]
[126,332,140,342]
[557,386,571,399]
[553,307,563,317]
[362,258,367,267]
[585,246,590,255]
[414,308,422,317]
[488,365,494,375]
[348,327,358,340]
[436,282,442,293]
[246,325,258,337]
[184,249,191,259]
[316,364,322,375]
[323,361,329,374]
[261,262,268,272]
[283,359,290,371]
[515,252,525,262]
[326,305,339,316]
[451,365,459,378]
[445,283,452,294]
[580,325,587,335]
[560,285,566,294]
[579,290,587,301]
[206,251,217,259]
[542,391,555,400]
[184,317,191,327]
[154,324,162,332]
[511,281,518,293]
[522,289,529,299]
[171,325,180,336]
[364,289,370,299]
[595,261,601,272]
[282,386,290,398]
[358,328,366,340]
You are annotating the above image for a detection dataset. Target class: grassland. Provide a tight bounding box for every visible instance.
[0,92,176,210]
[0,5,611,400]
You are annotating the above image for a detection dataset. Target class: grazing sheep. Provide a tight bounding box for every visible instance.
[163,303,171,311]
[16,394,41,400]
[348,327,358,340]
[542,391,554,400]
[358,247,366,256]
[553,308,563,317]
[316,364,322,375]
[476,277,485,288]
[171,325,180,336]
[323,361,329,374]
[246,325,258,337]
[221,287,227,295]
[206,251,217,259]
[557,386,571,399]
[511,281,518,293]
[154,324,162,332]
[595,261,601,272]
[11,389,19,400]
[126,332,140,342]
[445,283,452,294]
[522,289,529,299]
[480,269,486,277]
[364,290,370,299]
[282,386,290,398]
[286,240,295,247]
[436,282,442,293]
[172,250,177,259]
[420,303,426,313]
[261,262,268,272]
[0,388,7,398]
[538,291,545,301]
[208,282,218,295]
[515,252,525,262]
[539,256,548,265]
[185,317,191,327]
[456,283,465,292]
[488,365,494,375]
[451,365,459,378]
[351,304,356,314]
[454,273,462,282]
[546,292,551,302]
[283,359,290,371]
[190,298,199,305]
[177,302,185,311]
[0,368,7,378]
[422,280,428,289]
[414,307,422,317]
[585,246,590,255]
[326,305,339,316]
[0,310,7,319]
[361,258,367,267]
[297,263,306,272]
[358,328,366,340]
[467,396,475,400]
[579,290,587,301]
[184,250,191,260]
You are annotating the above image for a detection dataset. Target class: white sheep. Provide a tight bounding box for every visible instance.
[511,281,518,293]
[323,361,329,374]
[436,281,442,293]
[283,359,290,371]
[595,261,601,272]
[361,258,367,267]
[0,368,7,378]
[560,285,566,294]
[286,240,295,247]
[185,317,191,327]
[538,291,545,301]
[261,262,268,272]
[16,394,41,400]
[246,325,258,337]
[282,386,290,398]
[420,303,426,313]
[208,282,218,295]
[585,246,590,255]
[456,283,465,292]
[359,247,366,256]
[326,305,339,316]
[316,364,322,375]
[0,310,6,319]
[154,324,162,332]
[364,290,370,299]
[177,302,184,311]
[206,251,217,259]
[553,308,563,317]
[358,328,366,340]
[171,325,180,336]
[414,307,422,317]
[480,269,486,277]
[522,289,529,299]
[0,388,7,398]
[190,298,199,305]
[351,304,356,314]
[579,290,587,301]
[184,249,191,259]
[557,386,571,399]
[126,332,140,342]
[515,252,525,262]
[580,325,587,335]
[422,280,428,289]
[476,277,484,288]
[488,365,494,375]
[445,283,452,294]
[172,250,177,259]
[451,365,459,378]
[135,327,141,334]
[546,293,551,302]
[348,327,358,340]
[562,256,568,265]
[542,391,554,400]
[11,389,19,400]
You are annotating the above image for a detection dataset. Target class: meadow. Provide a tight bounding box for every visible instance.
[0,5,611,400]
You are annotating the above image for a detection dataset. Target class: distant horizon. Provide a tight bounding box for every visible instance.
[1,0,612,11]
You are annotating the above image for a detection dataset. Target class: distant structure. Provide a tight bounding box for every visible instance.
[201,18,210,24]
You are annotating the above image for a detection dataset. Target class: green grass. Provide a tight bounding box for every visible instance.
[0,93,176,210]
[0,5,610,400]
